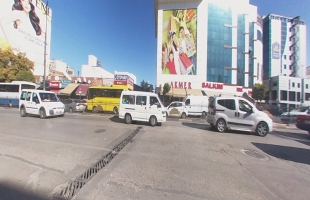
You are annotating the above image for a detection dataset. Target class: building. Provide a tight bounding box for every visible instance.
[155,0,263,98]
[307,66,310,79]
[49,59,75,79]
[264,76,310,108]
[81,55,114,79]
[262,14,307,79]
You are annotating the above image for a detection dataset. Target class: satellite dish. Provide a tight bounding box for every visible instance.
[88,80,91,84]
[55,76,59,81]
[83,77,86,82]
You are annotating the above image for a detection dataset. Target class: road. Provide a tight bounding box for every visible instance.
[0,107,310,200]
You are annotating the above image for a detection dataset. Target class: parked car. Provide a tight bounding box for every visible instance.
[280,106,310,123]
[19,89,65,119]
[165,101,188,119]
[207,96,273,137]
[295,112,310,135]
[63,99,87,112]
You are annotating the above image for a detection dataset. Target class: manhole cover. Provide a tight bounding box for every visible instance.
[241,149,269,160]
[94,129,106,133]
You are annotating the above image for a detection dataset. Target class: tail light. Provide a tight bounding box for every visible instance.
[212,107,216,115]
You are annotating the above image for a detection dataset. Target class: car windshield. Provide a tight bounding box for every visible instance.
[39,93,59,102]
[291,107,309,112]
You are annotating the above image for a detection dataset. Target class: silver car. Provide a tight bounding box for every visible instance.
[63,99,87,113]
[280,106,310,123]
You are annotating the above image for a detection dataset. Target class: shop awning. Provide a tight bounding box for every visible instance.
[58,83,79,96]
[172,88,187,97]
[186,89,203,96]
[202,90,237,97]
[75,84,89,96]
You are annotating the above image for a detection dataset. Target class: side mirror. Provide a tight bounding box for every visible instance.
[157,104,161,108]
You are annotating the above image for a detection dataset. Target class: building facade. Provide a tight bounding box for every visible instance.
[155,0,263,97]
[49,59,75,80]
[263,14,307,79]
[264,76,310,108]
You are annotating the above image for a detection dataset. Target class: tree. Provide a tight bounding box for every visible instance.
[0,48,34,82]
[252,83,267,104]
[140,80,149,90]
[162,82,171,104]
[16,71,35,82]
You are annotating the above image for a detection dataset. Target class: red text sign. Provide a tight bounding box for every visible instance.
[170,82,192,89]
[201,82,223,89]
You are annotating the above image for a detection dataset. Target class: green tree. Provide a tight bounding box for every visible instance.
[252,83,267,104]
[0,48,34,82]
[162,82,171,104]
[16,71,35,82]
[140,80,149,90]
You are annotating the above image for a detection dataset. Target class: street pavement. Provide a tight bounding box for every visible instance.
[0,107,310,200]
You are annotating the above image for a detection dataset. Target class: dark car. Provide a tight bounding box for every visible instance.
[62,99,87,113]
[296,111,310,135]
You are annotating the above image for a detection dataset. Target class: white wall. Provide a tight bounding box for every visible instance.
[298,25,307,78]
[270,19,282,77]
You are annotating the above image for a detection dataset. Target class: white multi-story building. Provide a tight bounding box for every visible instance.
[81,55,114,79]
[49,59,75,80]
[307,66,310,78]
[155,0,263,97]
[263,14,307,78]
[265,76,310,108]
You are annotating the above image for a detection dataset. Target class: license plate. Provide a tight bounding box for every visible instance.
[304,121,310,124]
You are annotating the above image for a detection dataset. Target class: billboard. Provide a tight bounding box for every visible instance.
[272,42,280,59]
[0,0,52,76]
[161,9,197,75]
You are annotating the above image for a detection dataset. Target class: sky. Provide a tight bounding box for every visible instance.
[49,0,310,87]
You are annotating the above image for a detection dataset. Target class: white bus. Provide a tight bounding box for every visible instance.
[0,81,36,107]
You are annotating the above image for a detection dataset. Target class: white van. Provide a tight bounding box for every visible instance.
[119,91,166,126]
[184,95,208,118]
[19,89,65,119]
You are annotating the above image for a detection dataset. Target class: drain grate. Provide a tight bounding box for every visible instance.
[53,127,142,200]
[94,129,106,133]
[241,149,269,160]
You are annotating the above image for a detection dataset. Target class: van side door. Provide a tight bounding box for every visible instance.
[148,96,162,120]
[217,99,238,129]
[31,92,41,115]
[135,95,147,120]
[236,99,256,130]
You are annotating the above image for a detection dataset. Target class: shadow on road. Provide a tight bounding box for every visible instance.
[271,130,310,142]
[0,182,48,200]
[252,142,310,165]
[181,122,210,130]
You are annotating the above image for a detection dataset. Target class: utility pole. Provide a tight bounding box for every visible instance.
[43,0,49,90]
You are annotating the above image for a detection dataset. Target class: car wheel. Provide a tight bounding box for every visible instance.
[125,114,132,124]
[181,112,186,119]
[202,111,207,118]
[69,107,73,113]
[256,122,269,137]
[113,107,118,114]
[40,108,46,119]
[20,107,27,117]
[149,116,157,127]
[216,119,226,132]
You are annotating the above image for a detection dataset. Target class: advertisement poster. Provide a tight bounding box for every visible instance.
[0,0,52,75]
[272,42,280,59]
[161,9,197,75]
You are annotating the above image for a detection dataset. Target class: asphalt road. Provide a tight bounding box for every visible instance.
[0,108,310,200]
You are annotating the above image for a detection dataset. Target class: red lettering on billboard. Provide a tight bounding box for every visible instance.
[202,82,223,89]
[170,82,192,89]
[49,81,60,88]
[178,82,183,89]
[236,87,243,92]
[184,82,187,89]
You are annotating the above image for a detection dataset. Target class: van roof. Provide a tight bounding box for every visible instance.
[21,89,55,94]
[122,91,158,96]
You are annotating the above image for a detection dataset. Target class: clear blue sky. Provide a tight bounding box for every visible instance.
[49,0,310,87]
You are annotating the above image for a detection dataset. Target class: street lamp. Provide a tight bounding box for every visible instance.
[42,1,49,90]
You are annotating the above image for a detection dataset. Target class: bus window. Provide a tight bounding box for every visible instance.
[21,84,36,90]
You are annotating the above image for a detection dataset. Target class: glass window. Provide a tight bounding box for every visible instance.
[26,92,31,101]
[306,84,309,89]
[238,100,252,112]
[136,96,146,105]
[225,99,236,110]
[150,96,159,106]
[284,64,286,69]
[122,95,135,104]
[32,93,39,103]
[20,91,27,100]
[298,83,300,88]
[185,99,190,105]
[39,93,59,102]
[292,82,295,87]
[284,55,286,59]
[21,84,35,90]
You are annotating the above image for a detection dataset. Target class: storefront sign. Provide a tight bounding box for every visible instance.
[248,90,252,96]
[202,82,223,89]
[49,81,61,88]
[272,42,280,59]
[114,75,134,86]
[170,82,192,89]
[61,80,71,88]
